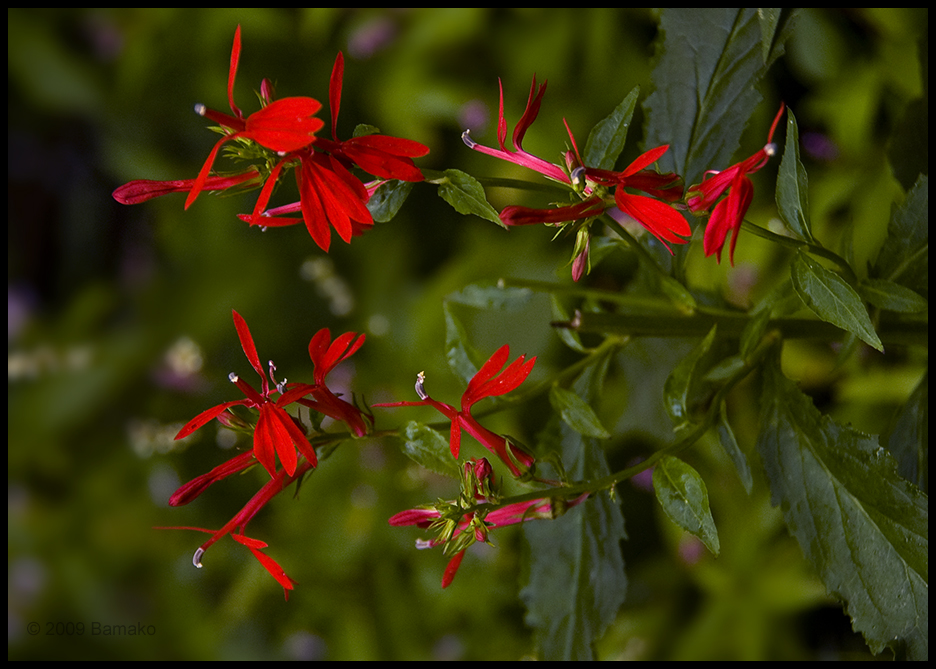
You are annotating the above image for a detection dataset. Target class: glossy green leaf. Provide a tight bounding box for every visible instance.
[757,353,928,659]
[872,174,928,295]
[522,352,626,660]
[653,455,720,555]
[367,179,415,223]
[549,384,611,439]
[584,86,639,171]
[859,278,927,313]
[644,8,792,187]
[775,108,815,242]
[791,252,883,351]
[400,421,460,479]
[433,168,504,227]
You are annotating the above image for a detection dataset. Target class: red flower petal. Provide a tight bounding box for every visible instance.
[243,97,323,153]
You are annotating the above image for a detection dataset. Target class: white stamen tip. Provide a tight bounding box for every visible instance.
[228,372,239,383]
[194,103,207,117]
[765,143,777,157]
[415,371,428,400]
[193,547,205,568]
[461,130,476,148]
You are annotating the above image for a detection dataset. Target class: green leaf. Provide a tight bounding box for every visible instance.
[433,168,504,227]
[442,301,481,385]
[859,278,927,314]
[716,402,753,494]
[652,455,720,555]
[775,108,815,242]
[522,352,626,660]
[399,421,460,479]
[583,86,639,170]
[367,179,415,223]
[550,293,587,353]
[549,384,611,439]
[441,282,535,384]
[757,353,928,659]
[880,372,928,489]
[644,8,794,187]
[872,174,928,295]
[791,252,883,351]
[663,324,717,430]
[756,8,783,62]
[446,281,533,310]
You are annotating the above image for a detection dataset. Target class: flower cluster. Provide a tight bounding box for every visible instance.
[113,26,429,252]
[127,25,795,603]
[389,458,588,588]
[463,77,689,280]
[163,310,369,599]
[375,344,537,477]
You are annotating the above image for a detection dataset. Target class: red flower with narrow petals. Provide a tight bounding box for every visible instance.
[114,27,429,253]
[158,460,310,601]
[296,327,371,438]
[184,26,324,210]
[464,76,690,279]
[686,103,786,264]
[388,458,589,587]
[174,310,318,478]
[246,52,429,251]
[375,345,536,477]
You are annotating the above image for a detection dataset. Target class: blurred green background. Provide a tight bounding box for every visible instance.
[9,8,926,660]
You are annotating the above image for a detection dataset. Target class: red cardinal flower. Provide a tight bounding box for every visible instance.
[461,76,569,183]
[114,27,429,253]
[464,76,690,275]
[375,345,536,477]
[184,25,324,210]
[245,52,429,251]
[389,458,588,587]
[296,327,371,438]
[158,460,312,601]
[686,103,786,264]
[174,310,319,478]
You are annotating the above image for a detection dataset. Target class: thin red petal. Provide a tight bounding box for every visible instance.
[244,98,323,153]
[253,406,281,477]
[621,145,669,177]
[441,550,466,588]
[248,158,288,225]
[242,544,297,600]
[450,415,462,458]
[184,134,232,209]
[514,76,547,150]
[267,405,300,475]
[232,310,264,379]
[228,26,243,119]
[615,193,691,246]
[174,399,250,440]
[231,533,268,550]
[295,161,331,251]
[330,52,344,141]
[466,345,510,396]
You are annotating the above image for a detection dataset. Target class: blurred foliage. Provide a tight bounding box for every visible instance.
[8,7,926,660]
